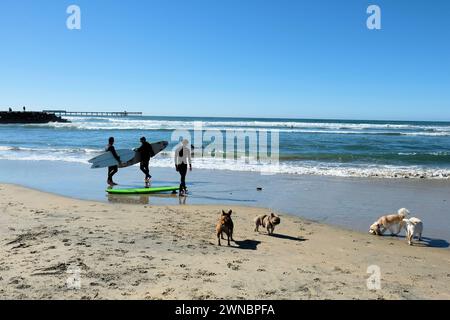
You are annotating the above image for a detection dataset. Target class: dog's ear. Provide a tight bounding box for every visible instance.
[228,210,232,215]
[222,210,226,215]
[270,213,275,217]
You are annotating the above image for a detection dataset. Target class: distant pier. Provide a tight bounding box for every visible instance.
[43,110,143,117]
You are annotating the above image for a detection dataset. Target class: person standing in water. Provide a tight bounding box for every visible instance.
[106,137,122,186]
[136,136,154,184]
[175,139,192,196]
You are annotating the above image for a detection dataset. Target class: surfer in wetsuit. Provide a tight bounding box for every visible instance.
[136,137,154,183]
[175,139,192,196]
[106,137,122,186]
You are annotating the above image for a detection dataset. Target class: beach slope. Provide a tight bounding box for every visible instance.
[1,184,449,300]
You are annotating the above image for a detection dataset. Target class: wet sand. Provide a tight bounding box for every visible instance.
[1,159,450,242]
[1,184,450,300]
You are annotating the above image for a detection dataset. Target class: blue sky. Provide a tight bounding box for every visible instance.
[0,0,449,120]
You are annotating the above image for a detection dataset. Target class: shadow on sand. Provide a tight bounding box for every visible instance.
[269,233,308,242]
[231,233,307,250]
[383,234,449,248]
[233,239,261,250]
[416,237,449,248]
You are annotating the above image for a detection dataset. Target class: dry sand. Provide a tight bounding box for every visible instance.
[1,183,449,300]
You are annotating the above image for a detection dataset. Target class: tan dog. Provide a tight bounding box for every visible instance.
[402,217,423,245]
[254,213,281,235]
[369,208,410,236]
[216,210,234,246]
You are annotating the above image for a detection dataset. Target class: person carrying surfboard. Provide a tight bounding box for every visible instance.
[175,139,192,196]
[106,137,122,186]
[136,136,154,184]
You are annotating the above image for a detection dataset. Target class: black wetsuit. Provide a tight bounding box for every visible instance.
[178,162,188,192]
[137,141,154,180]
[106,145,121,182]
[175,146,190,193]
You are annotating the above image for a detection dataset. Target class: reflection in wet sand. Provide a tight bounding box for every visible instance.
[179,195,187,205]
[107,193,178,205]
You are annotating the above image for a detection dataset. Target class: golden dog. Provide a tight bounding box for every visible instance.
[369,208,410,236]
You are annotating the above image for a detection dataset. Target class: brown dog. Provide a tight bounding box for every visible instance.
[254,213,281,235]
[216,210,234,246]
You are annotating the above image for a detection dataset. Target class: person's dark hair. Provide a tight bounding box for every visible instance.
[140,137,146,142]
[109,137,114,144]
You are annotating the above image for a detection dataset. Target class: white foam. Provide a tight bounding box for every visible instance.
[19,118,450,136]
[1,146,449,179]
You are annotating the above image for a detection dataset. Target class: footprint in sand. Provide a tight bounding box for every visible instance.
[262,290,277,296]
[16,284,31,290]
[162,288,174,296]
[227,262,240,271]
[9,277,22,285]
[196,270,216,277]
[333,266,351,274]
[296,285,310,293]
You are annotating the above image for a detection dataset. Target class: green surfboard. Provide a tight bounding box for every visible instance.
[106,186,179,195]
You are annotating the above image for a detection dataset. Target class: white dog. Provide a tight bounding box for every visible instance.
[402,217,423,245]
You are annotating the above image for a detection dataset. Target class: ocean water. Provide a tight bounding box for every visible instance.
[1,116,450,179]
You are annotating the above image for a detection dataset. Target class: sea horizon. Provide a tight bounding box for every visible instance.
[135,115,450,124]
[5,109,450,123]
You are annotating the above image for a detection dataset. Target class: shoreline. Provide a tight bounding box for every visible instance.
[1,159,450,243]
[2,180,450,250]
[1,184,450,299]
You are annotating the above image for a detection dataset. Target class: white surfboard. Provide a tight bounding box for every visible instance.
[89,141,169,169]
[89,149,136,169]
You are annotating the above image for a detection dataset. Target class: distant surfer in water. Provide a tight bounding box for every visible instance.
[136,136,154,184]
[106,137,122,186]
[175,139,192,196]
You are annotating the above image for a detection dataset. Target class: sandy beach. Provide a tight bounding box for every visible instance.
[1,183,450,300]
